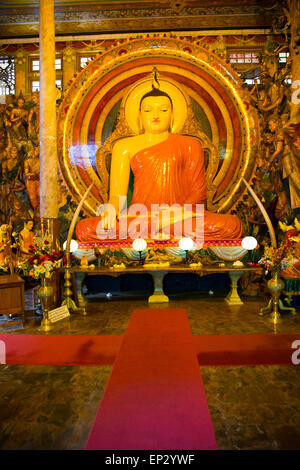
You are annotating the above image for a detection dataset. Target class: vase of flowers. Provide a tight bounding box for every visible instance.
[18,235,65,330]
[258,240,295,320]
[258,241,294,274]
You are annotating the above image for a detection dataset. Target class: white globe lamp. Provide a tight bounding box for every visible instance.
[179,237,194,263]
[241,236,258,250]
[132,238,147,264]
[63,239,79,253]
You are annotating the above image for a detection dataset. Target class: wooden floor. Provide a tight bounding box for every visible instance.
[0,289,300,450]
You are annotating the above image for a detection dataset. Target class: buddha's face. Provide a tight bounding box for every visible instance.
[139,96,172,134]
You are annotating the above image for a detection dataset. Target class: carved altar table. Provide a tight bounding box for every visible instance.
[70,265,263,315]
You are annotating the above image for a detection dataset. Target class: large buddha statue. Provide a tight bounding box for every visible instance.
[76,77,243,243]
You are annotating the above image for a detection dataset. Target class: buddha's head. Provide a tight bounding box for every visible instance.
[139,89,173,134]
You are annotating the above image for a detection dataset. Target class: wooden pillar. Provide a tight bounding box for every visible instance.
[14,48,27,98]
[15,47,30,99]
[62,46,77,91]
[39,0,59,247]
[289,0,300,122]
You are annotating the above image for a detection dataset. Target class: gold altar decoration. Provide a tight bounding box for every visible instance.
[38,274,53,332]
[259,270,296,322]
[258,241,296,320]
[0,224,16,275]
[57,35,260,217]
[17,234,64,328]
[62,183,93,314]
[243,177,297,321]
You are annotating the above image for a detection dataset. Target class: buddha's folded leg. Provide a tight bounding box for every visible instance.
[76,210,243,242]
[202,211,244,240]
[76,217,117,242]
[75,215,149,242]
[160,211,243,241]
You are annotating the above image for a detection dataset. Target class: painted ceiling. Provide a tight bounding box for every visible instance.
[0,1,280,38]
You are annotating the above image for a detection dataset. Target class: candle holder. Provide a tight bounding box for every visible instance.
[259,269,296,321]
[38,275,53,331]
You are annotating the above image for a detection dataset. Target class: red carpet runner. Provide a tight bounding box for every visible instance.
[85,309,218,450]
[0,334,122,366]
[193,333,299,366]
[0,332,298,366]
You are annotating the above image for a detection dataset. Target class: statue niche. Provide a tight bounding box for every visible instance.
[75,72,243,243]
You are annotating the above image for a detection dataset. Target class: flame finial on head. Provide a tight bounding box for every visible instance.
[152,67,160,90]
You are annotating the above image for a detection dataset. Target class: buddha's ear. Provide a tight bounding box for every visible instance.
[170,111,174,133]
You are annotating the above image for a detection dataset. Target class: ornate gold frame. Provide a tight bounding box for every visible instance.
[57,35,260,216]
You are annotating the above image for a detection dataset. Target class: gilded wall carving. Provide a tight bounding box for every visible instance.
[0,31,298,252]
[0,1,282,37]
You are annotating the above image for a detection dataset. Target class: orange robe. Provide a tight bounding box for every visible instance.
[76,134,243,242]
[20,229,35,257]
[281,229,300,279]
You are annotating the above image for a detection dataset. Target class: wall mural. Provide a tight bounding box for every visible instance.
[237,36,300,230]
[0,87,74,248]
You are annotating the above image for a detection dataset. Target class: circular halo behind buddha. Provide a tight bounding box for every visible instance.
[56,35,260,218]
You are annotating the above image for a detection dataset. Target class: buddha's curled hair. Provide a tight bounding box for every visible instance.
[139,88,173,109]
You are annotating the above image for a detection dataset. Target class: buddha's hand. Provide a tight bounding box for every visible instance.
[96,203,117,230]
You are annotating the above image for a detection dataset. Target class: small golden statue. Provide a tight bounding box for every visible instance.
[19,219,35,258]
[24,145,40,215]
[0,224,16,274]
